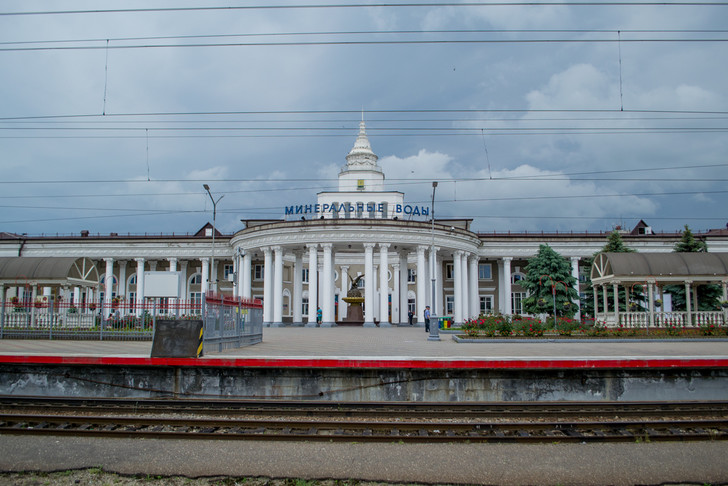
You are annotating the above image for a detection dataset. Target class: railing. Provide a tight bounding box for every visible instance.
[202,293,263,353]
[0,300,204,341]
[595,311,727,328]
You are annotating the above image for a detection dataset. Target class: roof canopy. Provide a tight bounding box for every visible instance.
[591,252,728,285]
[0,257,99,288]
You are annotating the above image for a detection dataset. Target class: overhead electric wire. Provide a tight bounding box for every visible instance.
[2,28,726,48]
[2,2,728,17]
[2,37,727,51]
[3,108,728,122]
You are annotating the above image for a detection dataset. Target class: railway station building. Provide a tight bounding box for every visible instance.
[2,123,727,327]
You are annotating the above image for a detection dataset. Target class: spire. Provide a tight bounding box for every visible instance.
[345,121,380,171]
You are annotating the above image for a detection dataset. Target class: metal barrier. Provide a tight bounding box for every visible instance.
[0,296,263,350]
[202,293,263,353]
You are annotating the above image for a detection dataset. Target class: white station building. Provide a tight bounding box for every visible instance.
[2,122,727,326]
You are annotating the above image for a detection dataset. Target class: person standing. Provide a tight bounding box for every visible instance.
[424,305,431,332]
[408,310,414,325]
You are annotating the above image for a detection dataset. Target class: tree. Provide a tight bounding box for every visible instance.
[521,244,579,317]
[664,225,721,311]
[580,230,636,317]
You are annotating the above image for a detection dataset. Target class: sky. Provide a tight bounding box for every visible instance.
[1,1,727,237]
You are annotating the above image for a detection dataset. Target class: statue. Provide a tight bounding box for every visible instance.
[341,274,365,325]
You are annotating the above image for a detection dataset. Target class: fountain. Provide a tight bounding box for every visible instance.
[340,275,365,326]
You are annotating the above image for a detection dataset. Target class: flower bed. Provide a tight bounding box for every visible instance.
[459,314,728,339]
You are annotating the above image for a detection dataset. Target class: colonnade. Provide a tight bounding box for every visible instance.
[234,243,498,327]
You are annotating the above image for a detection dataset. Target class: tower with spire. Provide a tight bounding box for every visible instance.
[316,121,404,219]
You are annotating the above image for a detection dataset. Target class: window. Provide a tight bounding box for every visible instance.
[190,292,202,309]
[408,298,416,315]
[478,263,492,280]
[357,278,365,289]
[254,264,264,280]
[407,268,416,283]
[224,264,234,280]
[190,273,202,285]
[302,297,309,317]
[446,295,454,315]
[381,202,388,219]
[512,292,527,315]
[445,264,454,280]
[128,292,136,307]
[302,268,309,283]
[512,273,525,285]
[480,296,493,314]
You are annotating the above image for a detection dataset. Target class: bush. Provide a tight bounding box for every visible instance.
[552,317,579,336]
[513,317,544,337]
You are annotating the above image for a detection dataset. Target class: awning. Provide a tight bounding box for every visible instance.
[591,252,728,285]
[0,257,100,287]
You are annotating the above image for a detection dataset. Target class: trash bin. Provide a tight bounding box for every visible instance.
[439,317,452,329]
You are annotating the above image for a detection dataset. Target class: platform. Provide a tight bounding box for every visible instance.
[2,328,728,402]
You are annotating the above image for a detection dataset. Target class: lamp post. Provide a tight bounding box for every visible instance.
[203,184,224,294]
[428,181,440,341]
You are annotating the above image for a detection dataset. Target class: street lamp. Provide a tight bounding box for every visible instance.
[429,181,440,341]
[203,184,224,293]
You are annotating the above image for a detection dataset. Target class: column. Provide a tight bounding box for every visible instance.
[242,252,252,299]
[306,244,318,327]
[168,257,178,316]
[428,247,440,315]
[364,243,375,327]
[379,243,390,327]
[321,243,335,327]
[570,257,581,320]
[593,285,599,319]
[416,246,427,326]
[104,258,114,312]
[373,264,379,322]
[612,282,620,325]
[502,257,512,315]
[602,284,608,316]
[117,261,127,302]
[453,251,463,324]
[436,254,444,317]
[135,258,145,316]
[262,247,272,325]
[461,253,470,321]
[293,251,303,325]
[648,279,656,329]
[200,258,210,295]
[179,261,189,308]
[399,251,409,324]
[272,246,284,327]
[391,262,400,324]
[469,255,479,319]
[340,265,349,321]
[685,280,692,326]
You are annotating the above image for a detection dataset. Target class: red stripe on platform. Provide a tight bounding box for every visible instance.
[2,355,728,370]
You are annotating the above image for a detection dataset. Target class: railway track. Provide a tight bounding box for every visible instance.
[1,398,727,443]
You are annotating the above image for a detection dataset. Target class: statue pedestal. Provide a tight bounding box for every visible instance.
[340,298,365,326]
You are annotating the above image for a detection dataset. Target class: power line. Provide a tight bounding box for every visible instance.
[2,37,727,52]
[2,2,727,17]
[2,29,726,47]
[3,108,728,122]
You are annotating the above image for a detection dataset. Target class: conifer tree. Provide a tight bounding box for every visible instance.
[664,225,720,310]
[522,244,579,317]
